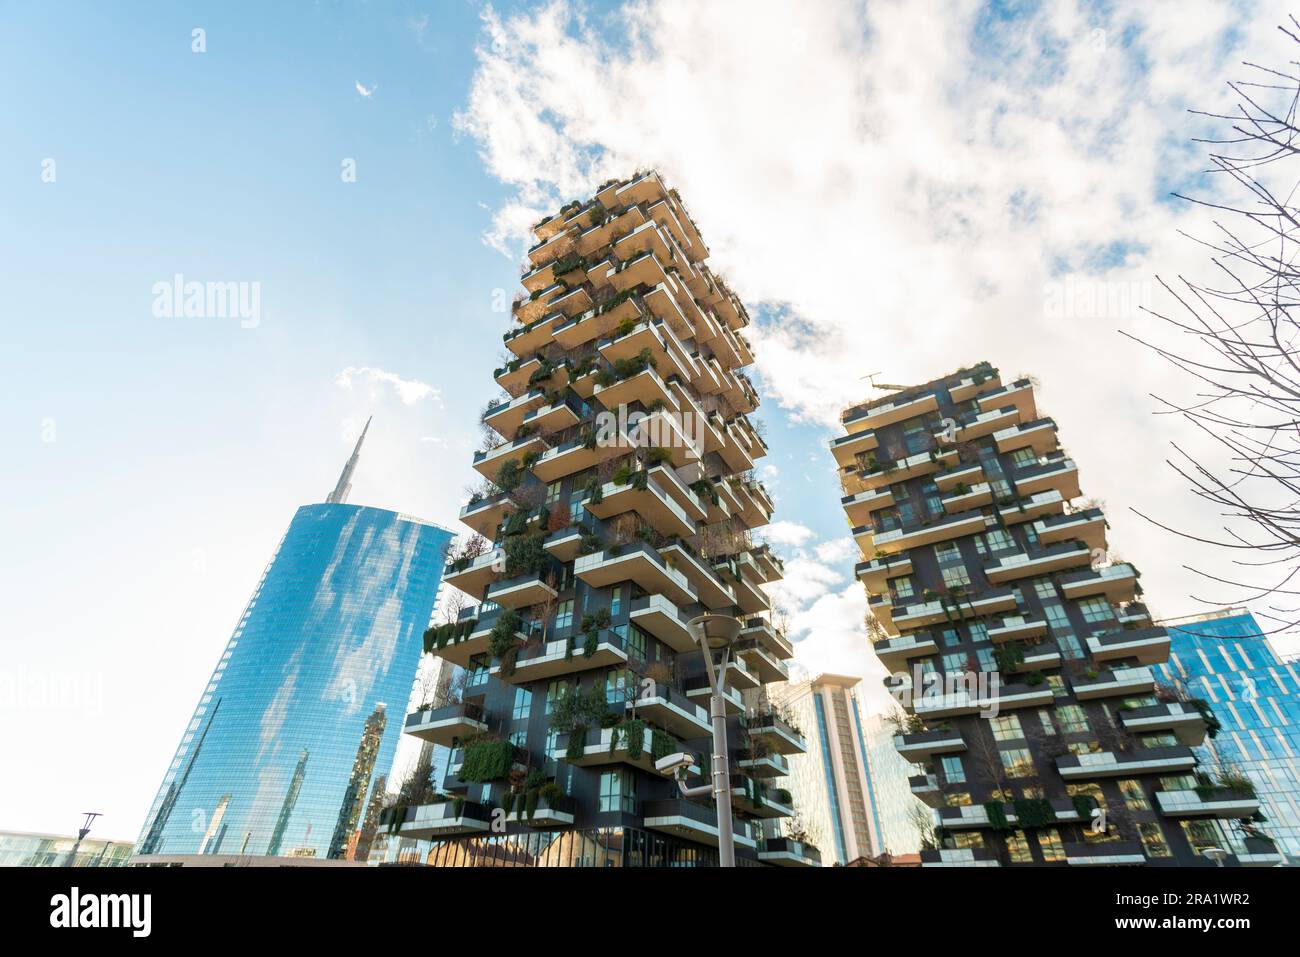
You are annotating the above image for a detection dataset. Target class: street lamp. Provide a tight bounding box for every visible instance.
[654,612,741,867]
[1202,847,1230,867]
[64,811,102,867]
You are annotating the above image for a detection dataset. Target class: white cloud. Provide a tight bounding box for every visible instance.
[814,537,856,566]
[336,366,442,406]
[355,80,376,98]
[454,0,1293,622]
[762,520,814,548]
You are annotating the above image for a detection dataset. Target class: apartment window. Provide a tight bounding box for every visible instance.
[991,715,1024,741]
[609,585,622,617]
[1056,704,1090,734]
[1037,829,1066,862]
[625,625,646,663]
[1078,597,1113,623]
[942,652,968,673]
[1009,447,1038,469]
[953,832,985,850]
[1057,633,1084,660]
[545,480,562,505]
[1000,749,1035,777]
[605,668,629,704]
[938,627,961,648]
[569,489,587,524]
[545,680,569,715]
[940,755,966,784]
[512,687,533,720]
[892,576,916,601]
[598,770,636,814]
[935,542,961,564]
[985,529,1016,553]
[1139,822,1172,857]
[1033,579,1059,600]
[555,599,575,633]
[1181,819,1226,854]
[941,564,971,589]
[976,647,997,672]
[509,729,527,747]
[1119,779,1149,811]
[968,622,989,644]
[1036,710,1055,736]
[1006,831,1034,863]
[903,424,931,455]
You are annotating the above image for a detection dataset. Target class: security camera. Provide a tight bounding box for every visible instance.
[654,752,696,777]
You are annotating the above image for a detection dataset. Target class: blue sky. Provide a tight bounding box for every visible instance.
[1,0,1285,841]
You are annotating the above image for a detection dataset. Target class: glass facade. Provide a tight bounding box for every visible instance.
[135,503,452,862]
[0,831,133,867]
[1157,608,1300,863]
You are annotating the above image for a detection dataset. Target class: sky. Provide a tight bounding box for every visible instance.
[2,0,1296,841]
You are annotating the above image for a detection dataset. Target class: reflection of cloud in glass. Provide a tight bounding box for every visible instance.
[256,647,302,764]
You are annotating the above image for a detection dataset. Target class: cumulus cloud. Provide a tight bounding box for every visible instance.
[336,366,442,406]
[762,520,815,548]
[455,0,1292,623]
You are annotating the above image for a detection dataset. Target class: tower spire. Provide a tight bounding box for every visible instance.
[327,416,371,505]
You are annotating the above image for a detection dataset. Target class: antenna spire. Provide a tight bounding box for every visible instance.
[327,417,371,504]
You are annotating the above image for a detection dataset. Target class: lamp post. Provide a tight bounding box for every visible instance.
[64,811,102,867]
[686,612,742,868]
[1202,847,1230,868]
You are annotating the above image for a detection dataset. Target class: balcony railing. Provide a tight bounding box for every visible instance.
[1056,745,1196,780]
[641,799,757,850]
[757,837,821,867]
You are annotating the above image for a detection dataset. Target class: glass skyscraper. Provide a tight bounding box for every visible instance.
[134,425,453,863]
[1158,607,1300,863]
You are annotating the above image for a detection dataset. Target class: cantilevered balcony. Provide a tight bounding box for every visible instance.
[1237,836,1284,866]
[1015,641,1062,672]
[556,726,687,774]
[385,800,492,839]
[950,371,1003,403]
[984,541,1092,584]
[890,588,1018,632]
[1119,702,1210,746]
[504,792,578,827]
[660,542,736,609]
[758,838,821,867]
[471,433,549,480]
[736,638,790,684]
[628,594,697,653]
[933,462,984,493]
[714,557,770,615]
[599,318,694,383]
[1062,841,1147,866]
[1056,745,1196,781]
[1012,455,1080,500]
[987,614,1049,643]
[855,554,913,592]
[1034,507,1107,551]
[740,617,794,660]
[542,526,587,563]
[484,567,562,611]
[685,678,744,715]
[442,549,501,602]
[427,617,506,669]
[736,480,774,527]
[873,509,988,556]
[1071,666,1156,700]
[503,312,564,357]
[520,393,583,436]
[873,632,939,673]
[735,750,790,778]
[642,799,757,851]
[941,405,1021,443]
[750,544,784,583]
[530,431,638,483]
[745,712,807,754]
[829,427,878,468]
[592,366,677,416]
[940,481,993,513]
[404,703,489,748]
[1086,627,1170,665]
[919,847,1001,867]
[847,449,960,494]
[490,629,629,683]
[994,417,1059,456]
[908,679,1054,719]
[575,544,697,606]
[976,378,1036,419]
[627,682,711,739]
[1155,788,1260,819]
[842,391,939,431]
[732,780,794,819]
[894,728,965,763]
[1060,563,1139,603]
[482,388,550,439]
[585,472,697,540]
[909,774,943,805]
[1117,603,1153,628]
[841,487,894,526]
[495,355,568,397]
[459,491,513,538]
[998,489,1065,524]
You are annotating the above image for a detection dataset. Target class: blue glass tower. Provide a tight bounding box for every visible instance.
[1158,608,1300,863]
[134,425,453,862]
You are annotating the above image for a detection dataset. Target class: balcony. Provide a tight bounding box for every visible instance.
[855,554,914,592]
[733,780,794,819]
[1086,627,1170,665]
[984,541,1092,584]
[503,312,563,357]
[592,365,677,416]
[874,632,939,673]
[994,417,1059,456]
[1117,603,1153,628]
[543,526,587,563]
[976,378,1035,419]
[1056,745,1196,780]
[482,388,549,439]
[442,550,501,602]
[585,473,697,540]
[627,682,711,739]
[735,750,790,778]
[484,568,561,611]
[1155,788,1260,819]
[758,838,821,867]
[841,487,895,526]
[908,680,1054,718]
[842,391,939,431]
[1238,835,1285,866]
[385,800,492,839]
[599,318,694,383]
[934,462,984,493]
[1034,507,1107,551]
[736,639,790,684]
[1016,642,1062,671]
[919,847,1001,867]
[714,557,770,615]
[628,594,697,653]
[520,394,583,436]
[530,430,636,483]
[1060,563,1140,603]
[504,793,578,827]
[641,799,757,850]
[459,492,513,538]
[909,774,943,805]
[894,728,965,763]
[941,482,993,513]
[998,489,1065,524]
[575,543,697,606]
[847,449,959,493]
[1063,841,1147,866]
[471,433,549,480]
[829,427,879,468]
[490,629,628,683]
[740,617,794,660]
[987,614,1049,643]
[1012,456,1080,500]
[660,543,735,609]
[404,703,488,747]
[745,712,807,754]
[949,370,1003,403]
[1071,666,1156,700]
[891,588,1018,632]
[750,544,784,583]
[942,405,1020,443]
[1119,702,1210,746]
[685,678,744,715]
[555,725,684,774]
[873,509,988,556]
[427,618,502,668]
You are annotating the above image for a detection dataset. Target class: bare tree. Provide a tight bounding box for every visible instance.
[1128,19,1300,631]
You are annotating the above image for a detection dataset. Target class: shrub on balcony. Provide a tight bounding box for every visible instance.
[459,739,515,783]
[496,459,524,492]
[1013,798,1055,829]
[651,729,677,763]
[613,463,634,485]
[612,718,646,758]
[1071,794,1098,821]
[488,608,524,668]
[984,801,1013,831]
[503,533,548,577]
[992,644,1024,675]
[646,446,673,467]
[1023,670,1045,686]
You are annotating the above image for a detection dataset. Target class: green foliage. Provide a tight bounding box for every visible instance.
[422,618,477,654]
[984,801,1012,832]
[459,739,515,783]
[1071,794,1097,821]
[488,608,523,661]
[1023,670,1045,686]
[646,446,672,466]
[496,459,523,491]
[690,478,720,506]
[992,644,1025,675]
[549,685,609,733]
[1012,798,1055,829]
[452,796,466,818]
[651,729,677,763]
[504,532,548,577]
[617,718,646,758]
[612,464,634,485]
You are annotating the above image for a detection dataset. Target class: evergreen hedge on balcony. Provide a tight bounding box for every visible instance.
[459,739,515,783]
